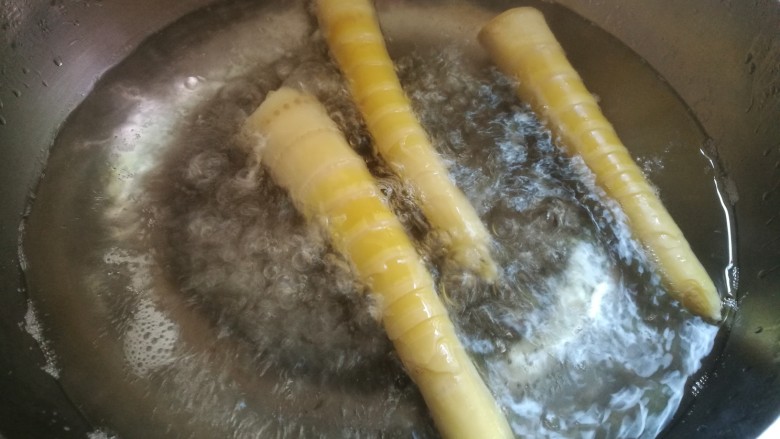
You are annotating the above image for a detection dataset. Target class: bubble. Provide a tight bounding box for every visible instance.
[87,429,118,439]
[23,300,60,378]
[122,299,179,377]
[184,76,200,90]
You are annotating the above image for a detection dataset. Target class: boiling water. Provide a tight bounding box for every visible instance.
[21,0,734,438]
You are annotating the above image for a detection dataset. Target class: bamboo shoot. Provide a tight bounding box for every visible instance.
[244,87,513,439]
[316,0,498,281]
[478,7,721,321]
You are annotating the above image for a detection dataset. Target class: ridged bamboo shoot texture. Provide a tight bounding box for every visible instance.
[317,0,498,282]
[243,87,513,439]
[479,7,722,321]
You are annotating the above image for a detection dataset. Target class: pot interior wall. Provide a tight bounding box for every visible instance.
[0,0,778,438]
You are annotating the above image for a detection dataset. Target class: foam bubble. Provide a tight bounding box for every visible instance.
[123,299,179,377]
[23,299,60,379]
[103,247,153,294]
[497,241,616,387]
[87,429,119,439]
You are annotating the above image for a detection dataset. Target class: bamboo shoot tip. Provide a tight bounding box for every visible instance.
[678,280,722,322]
[478,6,545,39]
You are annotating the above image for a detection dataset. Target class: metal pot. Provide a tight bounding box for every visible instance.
[0,0,778,437]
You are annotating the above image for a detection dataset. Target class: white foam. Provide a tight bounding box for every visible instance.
[122,299,179,377]
[498,241,617,386]
[103,248,153,294]
[23,299,60,379]
[17,220,28,271]
[104,248,181,375]
[483,233,718,437]
[87,429,119,439]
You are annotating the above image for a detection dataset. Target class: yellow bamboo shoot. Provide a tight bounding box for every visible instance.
[479,7,721,321]
[244,87,513,439]
[316,0,498,282]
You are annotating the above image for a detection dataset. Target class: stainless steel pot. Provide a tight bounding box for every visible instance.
[0,0,778,437]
